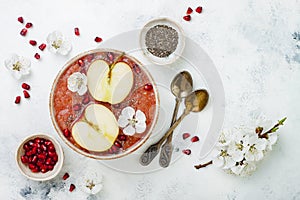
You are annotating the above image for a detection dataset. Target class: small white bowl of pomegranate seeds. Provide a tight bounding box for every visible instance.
[15,133,64,181]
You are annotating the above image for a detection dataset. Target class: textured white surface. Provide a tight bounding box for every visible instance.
[0,0,300,199]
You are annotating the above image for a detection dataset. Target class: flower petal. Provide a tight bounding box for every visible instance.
[213,156,224,168]
[223,157,236,169]
[123,125,135,136]
[135,121,146,133]
[136,110,146,122]
[118,116,129,128]
[77,85,87,96]
[121,106,135,119]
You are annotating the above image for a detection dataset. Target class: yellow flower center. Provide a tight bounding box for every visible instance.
[52,39,62,49]
[12,61,21,71]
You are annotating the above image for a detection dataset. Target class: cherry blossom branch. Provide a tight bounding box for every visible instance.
[259,117,287,139]
[194,160,213,169]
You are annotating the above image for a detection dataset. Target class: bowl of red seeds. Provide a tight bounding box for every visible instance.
[15,133,64,181]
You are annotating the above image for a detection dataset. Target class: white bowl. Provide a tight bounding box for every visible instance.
[15,133,64,181]
[140,17,185,65]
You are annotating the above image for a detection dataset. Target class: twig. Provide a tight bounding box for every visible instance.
[194,160,213,169]
[259,117,287,139]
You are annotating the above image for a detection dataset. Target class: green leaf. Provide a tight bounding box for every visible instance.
[278,117,287,125]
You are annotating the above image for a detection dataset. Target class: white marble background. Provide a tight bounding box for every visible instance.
[0,0,299,199]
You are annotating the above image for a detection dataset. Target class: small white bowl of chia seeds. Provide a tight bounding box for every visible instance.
[140,17,185,65]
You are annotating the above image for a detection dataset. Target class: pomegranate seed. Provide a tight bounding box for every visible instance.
[133,64,141,74]
[48,151,57,158]
[15,96,21,104]
[114,141,122,148]
[41,166,48,173]
[182,149,191,155]
[34,137,41,144]
[31,155,38,163]
[34,53,40,60]
[144,83,153,91]
[44,141,52,146]
[63,172,70,180]
[31,147,37,154]
[191,136,199,142]
[20,28,27,36]
[37,153,46,160]
[74,27,80,36]
[45,158,52,165]
[118,135,126,141]
[78,59,84,66]
[29,40,37,46]
[18,17,24,24]
[69,184,76,192]
[86,54,94,62]
[107,52,114,61]
[28,163,36,169]
[23,144,30,151]
[183,15,191,21]
[111,145,119,153]
[82,96,90,104]
[39,43,46,51]
[63,129,71,137]
[31,167,40,173]
[21,83,30,90]
[186,7,193,15]
[23,90,30,98]
[195,6,203,14]
[52,154,58,162]
[182,133,191,140]
[48,165,54,171]
[73,104,81,111]
[21,155,28,164]
[48,145,55,152]
[94,37,102,43]
[25,22,33,28]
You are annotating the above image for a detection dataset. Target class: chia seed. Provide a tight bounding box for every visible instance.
[145,25,179,58]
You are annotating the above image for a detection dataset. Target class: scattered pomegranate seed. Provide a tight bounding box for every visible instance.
[25,22,33,28]
[74,27,80,36]
[18,17,24,24]
[29,40,37,46]
[73,104,81,111]
[15,96,21,104]
[34,53,40,60]
[21,83,30,90]
[111,145,119,153]
[82,95,90,104]
[186,7,193,15]
[69,184,76,192]
[63,129,71,137]
[78,59,84,66]
[20,28,28,36]
[107,52,114,61]
[182,133,191,140]
[195,6,203,14]
[63,172,70,180]
[182,149,191,155]
[183,15,191,21]
[39,43,46,51]
[94,37,102,43]
[114,141,122,148]
[144,83,153,91]
[118,135,126,141]
[133,64,141,74]
[23,90,30,98]
[191,136,199,142]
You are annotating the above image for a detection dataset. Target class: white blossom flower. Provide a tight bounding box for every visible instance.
[47,31,72,55]
[266,132,278,151]
[212,147,236,170]
[227,131,250,162]
[77,170,103,194]
[118,106,146,136]
[245,134,267,161]
[231,160,256,176]
[67,72,87,95]
[4,54,31,79]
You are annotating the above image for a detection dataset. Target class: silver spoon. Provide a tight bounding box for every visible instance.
[140,89,209,166]
[159,71,193,168]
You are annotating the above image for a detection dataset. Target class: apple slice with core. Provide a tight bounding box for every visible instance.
[87,60,133,104]
[72,104,119,152]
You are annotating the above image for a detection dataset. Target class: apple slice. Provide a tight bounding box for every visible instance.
[72,104,119,152]
[87,60,133,104]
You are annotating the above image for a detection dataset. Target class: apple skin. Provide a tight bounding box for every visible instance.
[87,60,133,104]
[72,104,119,152]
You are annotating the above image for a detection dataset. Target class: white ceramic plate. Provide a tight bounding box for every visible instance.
[98,29,225,173]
